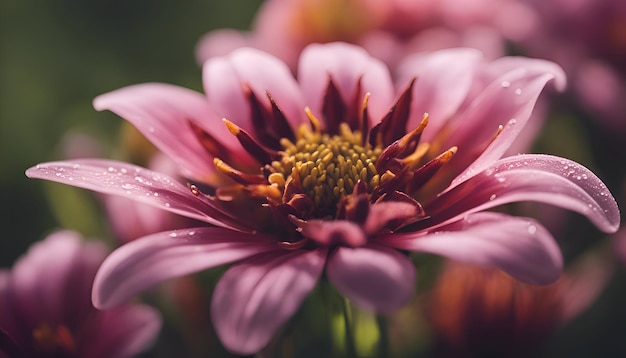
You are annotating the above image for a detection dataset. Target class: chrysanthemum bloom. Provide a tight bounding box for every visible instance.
[0,231,161,358]
[27,43,620,354]
[196,0,536,68]
[426,256,613,358]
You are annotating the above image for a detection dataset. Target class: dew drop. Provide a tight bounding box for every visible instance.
[514,88,522,95]
[527,225,537,235]
[121,168,128,174]
[108,167,116,172]
[489,194,497,201]
[55,172,62,177]
[188,231,195,236]
[164,202,171,208]
[501,80,511,88]
[121,184,133,189]
[153,192,159,197]
[509,118,517,125]
[169,232,177,238]
[190,185,200,196]
[72,164,80,169]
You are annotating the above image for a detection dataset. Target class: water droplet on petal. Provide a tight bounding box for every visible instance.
[188,231,195,236]
[527,225,537,235]
[501,80,511,88]
[514,88,522,95]
[164,202,171,208]
[169,232,177,238]
[489,194,497,201]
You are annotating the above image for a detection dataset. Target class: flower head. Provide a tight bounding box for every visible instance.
[196,0,536,67]
[26,42,619,354]
[0,231,161,358]
[426,255,613,357]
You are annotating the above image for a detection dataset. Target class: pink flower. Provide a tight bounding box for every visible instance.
[196,0,536,68]
[0,231,161,358]
[519,0,626,134]
[425,253,613,357]
[26,43,619,354]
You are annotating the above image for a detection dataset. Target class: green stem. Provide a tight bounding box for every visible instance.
[342,298,358,358]
[376,315,389,358]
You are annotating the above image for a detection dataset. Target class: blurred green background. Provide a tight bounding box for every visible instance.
[0,0,262,263]
[2,1,626,357]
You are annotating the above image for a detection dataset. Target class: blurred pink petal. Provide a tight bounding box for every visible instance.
[327,245,416,312]
[211,249,326,355]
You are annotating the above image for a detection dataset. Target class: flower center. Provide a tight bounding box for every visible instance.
[269,122,382,215]
[32,322,77,357]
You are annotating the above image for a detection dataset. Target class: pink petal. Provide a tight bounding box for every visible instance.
[8,231,100,329]
[364,201,421,235]
[557,250,614,324]
[482,56,567,92]
[327,245,416,312]
[84,304,161,358]
[26,159,250,232]
[93,227,277,309]
[428,154,620,233]
[195,29,255,65]
[387,212,563,284]
[298,42,395,122]
[93,83,229,182]
[446,62,565,183]
[211,249,327,355]
[396,48,482,137]
[203,48,306,131]
[296,219,367,247]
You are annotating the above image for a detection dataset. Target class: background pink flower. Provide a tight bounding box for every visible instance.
[519,0,626,136]
[0,231,161,358]
[196,0,536,68]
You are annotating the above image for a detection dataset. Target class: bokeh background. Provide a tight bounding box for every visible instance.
[1,0,261,261]
[2,1,626,357]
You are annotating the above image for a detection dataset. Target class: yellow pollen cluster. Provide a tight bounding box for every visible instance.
[270,123,382,213]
